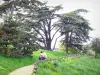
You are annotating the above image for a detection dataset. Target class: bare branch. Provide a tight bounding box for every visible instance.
[53,35,62,50]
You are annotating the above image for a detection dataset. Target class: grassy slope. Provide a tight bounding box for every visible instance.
[32,49,67,61]
[0,55,34,75]
[37,56,100,75]
[0,49,66,75]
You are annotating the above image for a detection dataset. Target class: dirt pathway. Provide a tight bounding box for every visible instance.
[8,65,34,75]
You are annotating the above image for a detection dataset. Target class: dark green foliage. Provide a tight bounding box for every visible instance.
[0,0,45,57]
[53,61,59,67]
[0,18,39,57]
[56,9,93,53]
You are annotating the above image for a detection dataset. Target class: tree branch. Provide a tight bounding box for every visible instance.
[51,26,62,41]
[32,26,46,47]
[50,22,58,31]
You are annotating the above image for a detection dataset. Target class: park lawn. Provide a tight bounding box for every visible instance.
[37,56,100,75]
[0,49,66,75]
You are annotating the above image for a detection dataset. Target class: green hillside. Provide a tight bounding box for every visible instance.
[37,56,100,75]
[32,49,67,61]
[1,49,100,75]
[0,49,66,75]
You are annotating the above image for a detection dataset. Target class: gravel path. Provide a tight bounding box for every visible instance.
[8,65,34,75]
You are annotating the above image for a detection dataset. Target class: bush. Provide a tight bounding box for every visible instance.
[91,38,100,57]
[68,48,79,54]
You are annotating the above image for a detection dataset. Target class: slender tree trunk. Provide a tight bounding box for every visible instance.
[66,44,68,53]
[46,19,52,50]
[65,32,69,54]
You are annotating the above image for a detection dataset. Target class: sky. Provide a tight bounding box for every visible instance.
[40,0,100,39]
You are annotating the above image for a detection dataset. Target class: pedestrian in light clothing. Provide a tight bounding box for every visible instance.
[39,51,47,60]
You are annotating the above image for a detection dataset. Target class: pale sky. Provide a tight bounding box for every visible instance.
[40,0,100,38]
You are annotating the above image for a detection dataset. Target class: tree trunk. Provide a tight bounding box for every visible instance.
[46,19,52,50]
[46,38,51,50]
[66,44,68,54]
[65,32,69,54]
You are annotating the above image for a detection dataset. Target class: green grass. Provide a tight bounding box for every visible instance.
[0,54,34,75]
[37,56,100,75]
[32,49,67,61]
[0,49,66,75]
[1,49,100,75]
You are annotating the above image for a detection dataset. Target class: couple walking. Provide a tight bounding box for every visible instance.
[39,51,47,60]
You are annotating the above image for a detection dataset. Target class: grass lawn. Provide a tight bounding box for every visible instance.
[37,56,100,75]
[0,49,66,75]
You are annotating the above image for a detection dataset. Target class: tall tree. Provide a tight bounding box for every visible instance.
[56,9,93,53]
[0,0,42,57]
[0,0,93,52]
[0,17,39,57]
[0,0,57,50]
[26,5,62,50]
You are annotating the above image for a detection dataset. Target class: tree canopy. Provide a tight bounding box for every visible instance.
[55,9,93,53]
[0,0,93,57]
